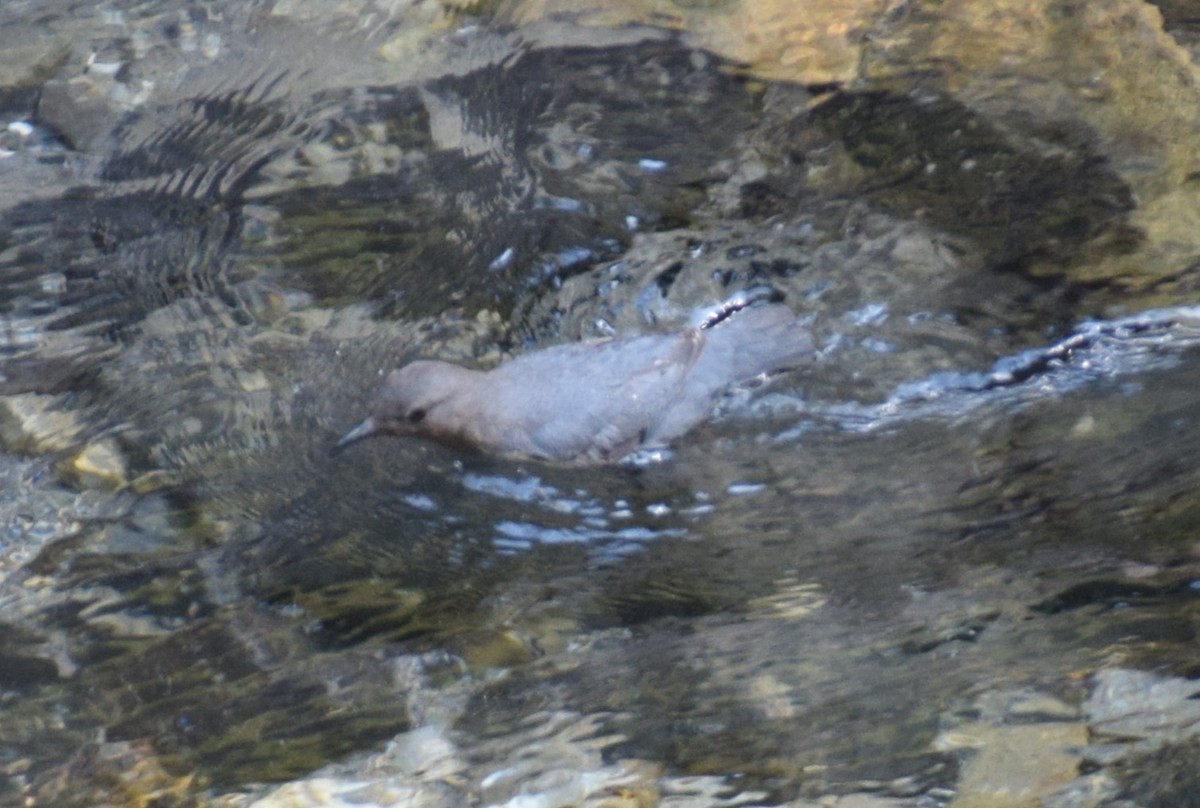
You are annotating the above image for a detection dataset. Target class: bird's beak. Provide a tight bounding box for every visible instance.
[330,416,379,456]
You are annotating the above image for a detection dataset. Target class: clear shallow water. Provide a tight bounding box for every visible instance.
[1,2,1200,806]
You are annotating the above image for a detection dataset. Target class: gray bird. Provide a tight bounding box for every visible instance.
[333,303,811,463]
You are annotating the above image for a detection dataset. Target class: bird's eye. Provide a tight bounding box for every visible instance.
[407,408,426,424]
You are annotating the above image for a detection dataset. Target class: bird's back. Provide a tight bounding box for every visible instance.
[480,329,702,461]
[477,304,810,461]
[651,303,812,444]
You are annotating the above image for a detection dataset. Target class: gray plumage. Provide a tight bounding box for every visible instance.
[333,303,811,463]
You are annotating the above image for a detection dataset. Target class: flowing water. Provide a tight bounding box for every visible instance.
[2,1,1200,806]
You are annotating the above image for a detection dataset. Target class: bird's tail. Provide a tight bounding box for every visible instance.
[703,302,813,379]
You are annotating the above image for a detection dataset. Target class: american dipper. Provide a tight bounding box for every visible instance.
[333,302,811,463]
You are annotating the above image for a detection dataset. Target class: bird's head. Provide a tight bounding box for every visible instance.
[331,360,477,454]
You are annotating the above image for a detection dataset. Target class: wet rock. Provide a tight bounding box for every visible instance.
[934,722,1088,808]
[805,90,1135,272]
[62,438,128,490]
[0,26,69,103]
[1113,736,1200,808]
[503,0,1200,309]
[37,76,128,153]
[496,0,884,85]
[1155,0,1200,59]
[864,0,1200,302]
[0,393,84,455]
[1085,668,1200,747]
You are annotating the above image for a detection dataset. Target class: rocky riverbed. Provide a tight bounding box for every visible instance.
[3,1,1200,806]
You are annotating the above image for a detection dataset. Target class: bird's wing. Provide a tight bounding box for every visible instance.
[500,331,702,461]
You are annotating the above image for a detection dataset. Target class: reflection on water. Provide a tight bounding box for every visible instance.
[2,0,1200,806]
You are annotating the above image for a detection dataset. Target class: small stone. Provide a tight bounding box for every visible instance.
[236,369,271,392]
[67,439,128,490]
[461,629,537,671]
[1071,414,1097,437]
